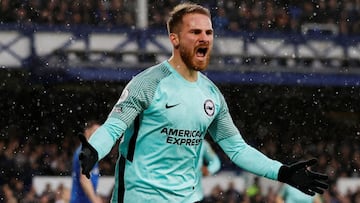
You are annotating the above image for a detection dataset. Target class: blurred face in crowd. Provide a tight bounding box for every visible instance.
[172,13,213,71]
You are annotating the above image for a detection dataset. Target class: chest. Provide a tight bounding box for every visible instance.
[144,81,219,130]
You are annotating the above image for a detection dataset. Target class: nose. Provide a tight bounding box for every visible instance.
[199,40,209,45]
[199,32,211,44]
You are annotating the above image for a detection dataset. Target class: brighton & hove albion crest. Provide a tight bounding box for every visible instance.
[204,99,215,116]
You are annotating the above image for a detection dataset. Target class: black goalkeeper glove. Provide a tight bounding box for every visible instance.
[78,133,98,179]
[278,158,328,196]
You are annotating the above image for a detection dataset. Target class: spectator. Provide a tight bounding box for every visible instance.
[212,7,229,31]
[0,0,15,23]
[70,120,102,203]
[1,184,18,203]
[246,177,262,203]
[202,184,225,203]
[0,0,360,35]
[224,181,244,203]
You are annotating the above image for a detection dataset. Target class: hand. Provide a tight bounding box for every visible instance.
[278,158,328,196]
[93,195,103,203]
[78,133,98,179]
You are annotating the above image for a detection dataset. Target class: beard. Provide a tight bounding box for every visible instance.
[179,44,211,71]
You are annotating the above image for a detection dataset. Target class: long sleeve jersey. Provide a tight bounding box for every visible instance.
[89,61,282,203]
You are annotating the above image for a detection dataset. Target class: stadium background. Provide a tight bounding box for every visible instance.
[1,0,360,202]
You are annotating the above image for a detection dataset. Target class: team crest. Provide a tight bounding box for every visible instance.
[204,99,215,116]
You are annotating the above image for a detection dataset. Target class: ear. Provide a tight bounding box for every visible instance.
[169,33,179,48]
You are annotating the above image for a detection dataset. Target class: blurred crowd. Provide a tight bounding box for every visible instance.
[0,127,118,202]
[0,121,359,202]
[1,0,360,35]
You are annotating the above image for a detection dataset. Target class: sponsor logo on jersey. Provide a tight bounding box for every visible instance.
[165,103,180,109]
[204,99,215,116]
[160,127,203,146]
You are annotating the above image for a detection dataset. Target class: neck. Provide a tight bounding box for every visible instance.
[168,56,198,82]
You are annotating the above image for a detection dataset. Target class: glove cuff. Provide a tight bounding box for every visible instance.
[277,165,289,182]
[86,142,99,162]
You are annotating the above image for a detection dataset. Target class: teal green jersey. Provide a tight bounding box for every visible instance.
[89,61,282,203]
[199,140,221,175]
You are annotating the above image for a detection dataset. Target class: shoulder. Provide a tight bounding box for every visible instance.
[198,72,222,93]
[125,62,173,100]
[198,73,227,108]
[130,62,172,87]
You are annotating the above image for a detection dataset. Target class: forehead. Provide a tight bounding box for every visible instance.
[182,13,213,30]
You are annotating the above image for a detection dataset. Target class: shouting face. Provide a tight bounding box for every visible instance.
[176,13,213,71]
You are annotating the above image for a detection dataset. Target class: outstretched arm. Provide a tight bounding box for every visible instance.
[218,135,328,195]
[218,135,282,180]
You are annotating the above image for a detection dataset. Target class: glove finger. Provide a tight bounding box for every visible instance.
[292,158,317,170]
[310,186,325,194]
[80,159,91,178]
[311,180,329,189]
[307,170,328,180]
[79,151,91,179]
[79,148,91,161]
[81,168,91,179]
[299,187,315,196]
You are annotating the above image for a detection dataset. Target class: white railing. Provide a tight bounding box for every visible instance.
[1,24,360,74]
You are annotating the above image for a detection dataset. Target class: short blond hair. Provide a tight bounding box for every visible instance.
[166,2,211,34]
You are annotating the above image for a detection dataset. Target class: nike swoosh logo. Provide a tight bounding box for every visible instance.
[165,103,180,109]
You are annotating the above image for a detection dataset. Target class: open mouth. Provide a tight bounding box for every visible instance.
[196,47,208,57]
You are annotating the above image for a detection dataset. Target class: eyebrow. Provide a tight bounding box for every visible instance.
[189,28,213,33]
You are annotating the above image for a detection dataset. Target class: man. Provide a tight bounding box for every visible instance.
[78,3,328,203]
[70,120,102,203]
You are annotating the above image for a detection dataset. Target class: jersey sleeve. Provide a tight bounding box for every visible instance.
[89,117,127,160]
[108,74,157,125]
[218,135,282,180]
[89,72,158,160]
[208,92,282,180]
[207,92,240,142]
